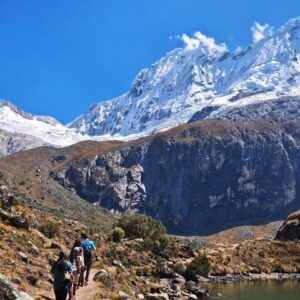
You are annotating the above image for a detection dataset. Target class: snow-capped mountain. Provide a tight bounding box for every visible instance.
[0,100,86,148]
[0,17,300,157]
[69,17,300,137]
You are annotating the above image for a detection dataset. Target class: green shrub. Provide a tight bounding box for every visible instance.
[40,222,60,239]
[12,197,23,206]
[153,234,170,254]
[185,253,211,280]
[173,264,186,276]
[112,227,125,242]
[115,214,166,240]
[142,234,171,258]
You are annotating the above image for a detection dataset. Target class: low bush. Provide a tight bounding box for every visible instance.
[114,214,166,240]
[173,264,186,276]
[112,227,125,242]
[185,253,211,280]
[143,234,171,256]
[40,222,60,239]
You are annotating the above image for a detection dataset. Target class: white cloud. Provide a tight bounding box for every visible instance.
[180,31,227,52]
[181,33,201,50]
[234,46,243,53]
[251,22,273,43]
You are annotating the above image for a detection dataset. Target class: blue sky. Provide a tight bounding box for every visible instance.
[0,0,299,123]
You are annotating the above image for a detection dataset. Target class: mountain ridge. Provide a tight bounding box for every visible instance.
[0,17,300,157]
[68,17,300,137]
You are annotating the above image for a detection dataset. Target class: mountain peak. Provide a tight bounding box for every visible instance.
[0,99,61,126]
[0,98,87,147]
[1,17,300,150]
[69,17,300,138]
[181,31,228,55]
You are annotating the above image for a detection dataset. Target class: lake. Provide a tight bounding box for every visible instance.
[208,280,300,300]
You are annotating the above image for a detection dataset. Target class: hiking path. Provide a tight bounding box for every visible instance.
[76,269,98,300]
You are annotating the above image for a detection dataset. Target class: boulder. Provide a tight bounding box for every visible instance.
[94,269,108,278]
[9,216,30,230]
[145,293,169,300]
[0,273,34,300]
[276,210,300,241]
[119,291,130,300]
[185,281,196,291]
[193,288,209,298]
[27,241,39,255]
[172,274,186,286]
[112,260,125,269]
[18,252,28,262]
[0,209,30,230]
[0,189,14,212]
[196,276,209,283]
[94,269,115,289]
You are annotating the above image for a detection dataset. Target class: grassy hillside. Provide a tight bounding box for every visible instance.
[0,145,115,232]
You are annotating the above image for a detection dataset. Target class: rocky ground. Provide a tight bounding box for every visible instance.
[0,166,299,300]
[0,182,299,300]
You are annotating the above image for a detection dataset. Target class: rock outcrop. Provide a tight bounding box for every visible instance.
[0,187,30,230]
[0,274,33,300]
[52,118,300,235]
[276,210,300,241]
[189,97,300,124]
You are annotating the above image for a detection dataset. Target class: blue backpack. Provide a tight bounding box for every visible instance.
[82,240,92,257]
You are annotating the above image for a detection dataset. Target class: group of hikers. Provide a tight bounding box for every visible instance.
[51,233,96,300]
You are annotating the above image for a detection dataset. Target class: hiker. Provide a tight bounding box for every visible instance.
[69,239,85,287]
[51,251,74,300]
[71,247,85,299]
[81,233,96,285]
[69,240,82,261]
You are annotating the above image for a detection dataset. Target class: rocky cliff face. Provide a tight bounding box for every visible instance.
[52,118,300,235]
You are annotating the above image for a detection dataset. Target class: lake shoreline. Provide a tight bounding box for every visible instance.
[209,273,300,282]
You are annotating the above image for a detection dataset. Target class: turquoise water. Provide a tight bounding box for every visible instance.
[208,281,300,300]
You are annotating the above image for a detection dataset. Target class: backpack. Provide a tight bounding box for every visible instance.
[72,257,82,275]
[82,240,92,257]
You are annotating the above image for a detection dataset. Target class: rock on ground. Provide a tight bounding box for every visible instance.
[0,273,33,300]
[276,210,300,241]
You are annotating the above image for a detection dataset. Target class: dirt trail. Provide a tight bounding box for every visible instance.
[76,269,99,300]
